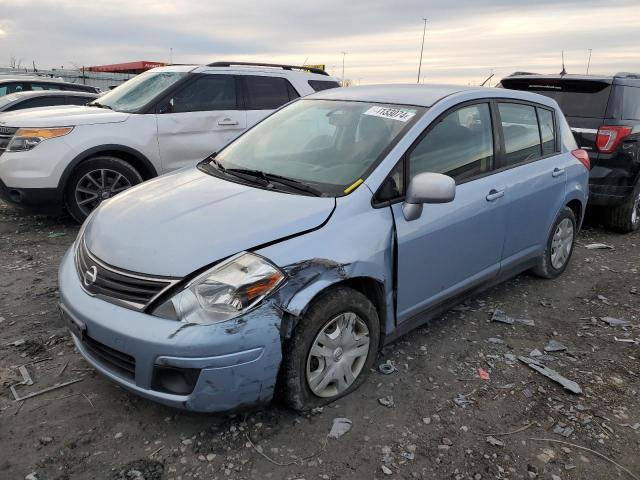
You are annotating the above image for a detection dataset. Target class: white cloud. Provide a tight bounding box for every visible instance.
[1,0,639,85]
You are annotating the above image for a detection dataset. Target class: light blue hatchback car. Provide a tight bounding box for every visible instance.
[58,84,589,412]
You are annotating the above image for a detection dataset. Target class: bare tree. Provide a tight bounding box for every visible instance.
[9,56,24,69]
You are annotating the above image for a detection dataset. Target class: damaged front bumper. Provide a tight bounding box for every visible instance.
[58,248,284,412]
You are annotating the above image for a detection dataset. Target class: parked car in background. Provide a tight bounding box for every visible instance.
[58,84,589,412]
[0,76,100,96]
[501,72,640,232]
[0,90,98,113]
[0,62,340,221]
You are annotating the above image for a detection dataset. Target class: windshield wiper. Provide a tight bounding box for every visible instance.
[260,172,323,197]
[226,168,322,196]
[89,101,113,110]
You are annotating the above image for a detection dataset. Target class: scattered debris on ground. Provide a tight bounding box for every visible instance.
[1,203,639,479]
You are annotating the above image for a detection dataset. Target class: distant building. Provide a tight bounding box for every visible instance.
[0,60,167,91]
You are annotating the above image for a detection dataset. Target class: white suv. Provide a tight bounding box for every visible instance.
[0,62,339,221]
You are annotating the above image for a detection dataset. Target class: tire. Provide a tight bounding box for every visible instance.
[281,286,380,411]
[531,206,576,279]
[65,156,143,223]
[602,182,640,233]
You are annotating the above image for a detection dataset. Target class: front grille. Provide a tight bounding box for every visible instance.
[0,127,18,157]
[75,239,178,311]
[82,334,136,380]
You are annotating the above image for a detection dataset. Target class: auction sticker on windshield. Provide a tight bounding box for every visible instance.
[364,106,416,122]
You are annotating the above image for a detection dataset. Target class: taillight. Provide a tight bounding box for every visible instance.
[595,126,632,154]
[571,149,590,170]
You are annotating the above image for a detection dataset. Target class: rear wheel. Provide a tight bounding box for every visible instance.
[602,181,640,233]
[281,287,380,411]
[65,156,142,222]
[531,207,576,279]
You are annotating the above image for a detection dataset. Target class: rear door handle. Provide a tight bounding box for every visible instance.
[486,189,505,202]
[552,168,565,178]
[218,118,239,126]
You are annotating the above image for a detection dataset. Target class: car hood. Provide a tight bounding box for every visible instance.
[0,105,128,127]
[83,168,336,277]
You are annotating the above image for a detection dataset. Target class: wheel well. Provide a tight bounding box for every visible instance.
[331,277,387,342]
[83,149,157,180]
[566,199,583,228]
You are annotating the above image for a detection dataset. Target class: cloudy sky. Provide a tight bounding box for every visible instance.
[1,0,639,85]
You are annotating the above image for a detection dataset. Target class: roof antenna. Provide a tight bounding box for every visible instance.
[560,50,567,76]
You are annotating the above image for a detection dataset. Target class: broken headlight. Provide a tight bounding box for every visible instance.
[151,252,285,324]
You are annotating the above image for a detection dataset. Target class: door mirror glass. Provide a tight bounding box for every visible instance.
[402,172,455,221]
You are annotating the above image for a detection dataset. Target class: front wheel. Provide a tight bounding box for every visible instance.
[65,156,143,222]
[531,206,576,279]
[281,286,380,411]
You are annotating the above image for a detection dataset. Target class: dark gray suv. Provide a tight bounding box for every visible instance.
[501,72,640,232]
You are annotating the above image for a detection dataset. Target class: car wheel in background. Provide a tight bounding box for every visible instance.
[602,181,640,233]
[281,286,380,411]
[65,156,142,222]
[531,206,577,279]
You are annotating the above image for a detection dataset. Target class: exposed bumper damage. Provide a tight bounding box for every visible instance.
[59,247,359,413]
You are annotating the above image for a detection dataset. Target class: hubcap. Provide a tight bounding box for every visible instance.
[306,312,370,398]
[632,192,640,226]
[74,169,132,216]
[550,218,574,269]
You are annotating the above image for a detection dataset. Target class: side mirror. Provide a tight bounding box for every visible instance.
[402,172,456,221]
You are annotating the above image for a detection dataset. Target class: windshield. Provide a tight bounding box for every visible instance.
[210,99,423,196]
[0,93,21,110]
[91,71,187,112]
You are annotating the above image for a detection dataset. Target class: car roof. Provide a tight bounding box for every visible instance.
[3,90,97,99]
[0,75,93,86]
[306,84,562,111]
[148,64,336,79]
[307,84,470,107]
[502,72,640,87]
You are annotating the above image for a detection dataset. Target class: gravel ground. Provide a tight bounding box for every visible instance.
[0,200,638,480]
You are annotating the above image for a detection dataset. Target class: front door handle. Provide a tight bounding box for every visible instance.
[218,118,239,126]
[486,189,505,202]
[552,167,565,178]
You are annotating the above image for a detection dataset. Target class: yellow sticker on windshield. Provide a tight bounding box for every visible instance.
[364,106,416,122]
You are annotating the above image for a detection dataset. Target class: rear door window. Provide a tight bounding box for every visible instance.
[7,96,66,111]
[66,95,93,106]
[31,83,62,91]
[622,86,640,120]
[170,74,237,112]
[498,103,542,166]
[244,76,299,110]
[409,103,494,182]
[0,82,30,94]
[501,78,611,119]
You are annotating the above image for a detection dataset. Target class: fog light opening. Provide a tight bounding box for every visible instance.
[9,189,23,203]
[152,366,200,395]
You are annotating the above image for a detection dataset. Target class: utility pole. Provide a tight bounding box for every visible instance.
[417,18,427,84]
[341,52,347,86]
[586,49,592,75]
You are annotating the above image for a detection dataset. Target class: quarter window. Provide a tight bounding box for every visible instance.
[308,80,340,92]
[245,76,299,110]
[537,108,556,155]
[409,103,494,182]
[498,103,542,166]
[170,75,237,113]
